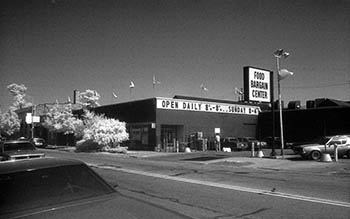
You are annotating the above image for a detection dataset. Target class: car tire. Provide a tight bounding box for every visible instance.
[347,150,350,159]
[310,150,321,160]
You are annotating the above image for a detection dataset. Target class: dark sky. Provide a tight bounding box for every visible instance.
[1,0,349,109]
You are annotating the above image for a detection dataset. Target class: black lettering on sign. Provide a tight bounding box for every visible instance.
[251,81,268,89]
[254,71,265,80]
[252,90,267,99]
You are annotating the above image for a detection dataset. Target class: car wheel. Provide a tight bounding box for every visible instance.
[347,150,350,158]
[310,150,321,160]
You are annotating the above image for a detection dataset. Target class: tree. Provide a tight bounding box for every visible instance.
[0,109,20,137]
[77,89,100,108]
[82,111,129,149]
[43,103,84,136]
[0,83,28,138]
[7,83,32,110]
[41,89,128,151]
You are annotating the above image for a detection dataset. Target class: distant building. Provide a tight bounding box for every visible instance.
[257,98,350,144]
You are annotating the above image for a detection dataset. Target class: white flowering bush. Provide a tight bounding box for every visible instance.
[82,112,129,149]
[44,105,129,152]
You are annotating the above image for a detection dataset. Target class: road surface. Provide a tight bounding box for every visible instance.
[43,149,350,218]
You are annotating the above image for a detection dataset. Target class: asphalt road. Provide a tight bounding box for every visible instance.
[96,168,348,219]
[42,149,350,218]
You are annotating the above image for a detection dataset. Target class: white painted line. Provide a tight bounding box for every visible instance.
[91,164,350,208]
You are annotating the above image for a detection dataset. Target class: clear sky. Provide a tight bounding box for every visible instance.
[1,0,349,110]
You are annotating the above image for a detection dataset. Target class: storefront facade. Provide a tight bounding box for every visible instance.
[93,96,261,151]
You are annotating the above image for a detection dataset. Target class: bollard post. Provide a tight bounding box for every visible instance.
[334,144,338,162]
[251,142,255,157]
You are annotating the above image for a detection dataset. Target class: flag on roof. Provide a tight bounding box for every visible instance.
[152,75,161,85]
[112,92,118,99]
[200,83,208,91]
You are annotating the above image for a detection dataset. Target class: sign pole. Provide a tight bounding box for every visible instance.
[271,71,276,156]
[31,104,35,139]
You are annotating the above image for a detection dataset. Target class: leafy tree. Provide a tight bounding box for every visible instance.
[7,83,32,110]
[41,89,128,150]
[43,103,84,135]
[0,83,29,138]
[44,107,129,150]
[77,89,100,108]
[0,109,20,137]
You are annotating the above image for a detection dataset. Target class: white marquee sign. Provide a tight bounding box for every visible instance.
[156,97,260,115]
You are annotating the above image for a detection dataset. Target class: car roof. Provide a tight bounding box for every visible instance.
[0,157,85,174]
[331,135,350,140]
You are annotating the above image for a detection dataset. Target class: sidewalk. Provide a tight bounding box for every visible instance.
[126,149,350,172]
[46,146,350,172]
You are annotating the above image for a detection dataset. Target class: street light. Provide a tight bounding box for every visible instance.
[274,49,293,157]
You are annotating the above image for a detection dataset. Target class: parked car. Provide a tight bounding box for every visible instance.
[0,157,190,219]
[17,137,47,148]
[238,137,266,150]
[0,140,45,161]
[221,137,248,150]
[293,135,350,160]
[263,136,292,149]
[31,137,47,148]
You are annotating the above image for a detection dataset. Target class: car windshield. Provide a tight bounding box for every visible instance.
[0,164,115,215]
[4,142,36,152]
[317,137,331,145]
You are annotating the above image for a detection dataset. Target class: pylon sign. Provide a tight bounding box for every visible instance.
[243,66,272,103]
[26,113,32,124]
[26,113,40,124]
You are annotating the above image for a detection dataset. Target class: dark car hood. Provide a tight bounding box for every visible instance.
[2,192,190,219]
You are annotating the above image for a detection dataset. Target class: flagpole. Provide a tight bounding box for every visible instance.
[153,82,155,97]
[200,83,208,98]
[129,87,132,100]
[129,81,135,100]
[152,75,161,97]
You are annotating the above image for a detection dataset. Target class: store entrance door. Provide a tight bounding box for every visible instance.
[161,125,180,152]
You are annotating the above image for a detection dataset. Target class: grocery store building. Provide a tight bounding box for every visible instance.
[91,95,263,151]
